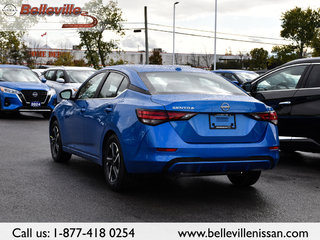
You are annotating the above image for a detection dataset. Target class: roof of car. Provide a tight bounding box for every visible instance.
[283,57,320,66]
[0,65,29,69]
[213,69,256,73]
[103,64,208,73]
[44,66,95,71]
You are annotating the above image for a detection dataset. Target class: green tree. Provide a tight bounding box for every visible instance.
[267,45,299,69]
[249,48,268,70]
[281,7,320,57]
[108,58,127,65]
[0,31,32,65]
[73,59,88,67]
[149,49,163,65]
[54,52,74,66]
[79,0,125,68]
[311,29,320,57]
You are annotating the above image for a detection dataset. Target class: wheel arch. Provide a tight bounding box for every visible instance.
[49,115,58,130]
[100,130,118,165]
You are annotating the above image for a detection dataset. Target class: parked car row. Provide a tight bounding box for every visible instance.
[212,69,259,86]
[2,58,320,191]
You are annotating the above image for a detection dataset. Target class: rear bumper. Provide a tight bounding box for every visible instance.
[164,157,274,175]
[125,144,279,174]
[123,122,279,174]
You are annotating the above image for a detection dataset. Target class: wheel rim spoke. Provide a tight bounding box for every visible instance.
[105,141,121,183]
[108,166,113,180]
[112,165,118,179]
[51,126,60,155]
[114,153,120,164]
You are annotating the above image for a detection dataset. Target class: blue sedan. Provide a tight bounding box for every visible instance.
[0,65,57,118]
[50,65,279,191]
[213,70,259,86]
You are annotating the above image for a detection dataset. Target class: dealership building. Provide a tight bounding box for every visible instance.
[30,47,249,68]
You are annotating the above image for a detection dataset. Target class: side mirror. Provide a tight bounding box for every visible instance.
[56,78,65,83]
[60,89,73,100]
[242,82,252,92]
[231,80,240,86]
[41,78,47,83]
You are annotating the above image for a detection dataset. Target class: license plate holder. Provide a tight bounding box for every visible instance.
[30,102,41,108]
[209,114,236,129]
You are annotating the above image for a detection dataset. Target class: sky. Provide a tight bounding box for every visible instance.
[2,0,320,55]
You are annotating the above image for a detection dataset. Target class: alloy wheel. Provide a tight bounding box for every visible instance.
[50,125,60,157]
[105,142,121,183]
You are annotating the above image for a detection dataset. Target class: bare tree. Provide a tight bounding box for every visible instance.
[201,51,214,69]
[187,53,197,67]
[174,53,182,65]
[27,38,43,66]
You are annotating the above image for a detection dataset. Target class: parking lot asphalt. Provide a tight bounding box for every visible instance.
[0,113,319,222]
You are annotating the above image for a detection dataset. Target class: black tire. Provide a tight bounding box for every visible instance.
[42,112,52,119]
[227,171,261,186]
[103,134,129,191]
[0,104,3,118]
[50,121,71,162]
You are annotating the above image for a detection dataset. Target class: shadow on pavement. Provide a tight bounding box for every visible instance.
[279,151,320,171]
[48,156,269,218]
[0,112,47,121]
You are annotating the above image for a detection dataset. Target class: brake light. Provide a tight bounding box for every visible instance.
[250,111,278,125]
[156,148,177,152]
[269,146,279,150]
[136,109,197,126]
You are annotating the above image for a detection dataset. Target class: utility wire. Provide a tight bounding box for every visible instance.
[125,28,289,46]
[4,20,288,42]
[124,22,289,42]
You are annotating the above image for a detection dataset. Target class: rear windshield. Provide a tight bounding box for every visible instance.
[0,68,41,83]
[66,70,96,83]
[139,72,247,95]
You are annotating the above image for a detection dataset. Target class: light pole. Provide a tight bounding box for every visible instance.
[144,6,149,64]
[213,0,217,70]
[173,2,179,65]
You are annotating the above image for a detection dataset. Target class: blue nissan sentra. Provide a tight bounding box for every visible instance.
[50,65,279,191]
[0,65,57,118]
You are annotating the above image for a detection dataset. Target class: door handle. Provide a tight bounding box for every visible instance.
[104,106,113,112]
[279,101,291,105]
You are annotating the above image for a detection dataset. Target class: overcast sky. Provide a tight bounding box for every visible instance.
[6,0,320,55]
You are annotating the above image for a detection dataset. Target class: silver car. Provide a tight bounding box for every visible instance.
[42,66,96,102]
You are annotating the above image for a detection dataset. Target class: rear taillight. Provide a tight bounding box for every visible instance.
[136,109,197,126]
[269,146,279,150]
[250,111,278,125]
[156,148,177,152]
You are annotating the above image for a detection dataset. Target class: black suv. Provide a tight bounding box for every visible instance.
[243,57,320,152]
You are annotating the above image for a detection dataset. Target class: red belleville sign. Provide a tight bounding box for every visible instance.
[19,4,98,28]
[20,4,82,16]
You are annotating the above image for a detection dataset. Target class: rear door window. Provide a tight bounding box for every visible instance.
[305,65,320,88]
[98,72,124,98]
[256,65,307,91]
[56,70,65,81]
